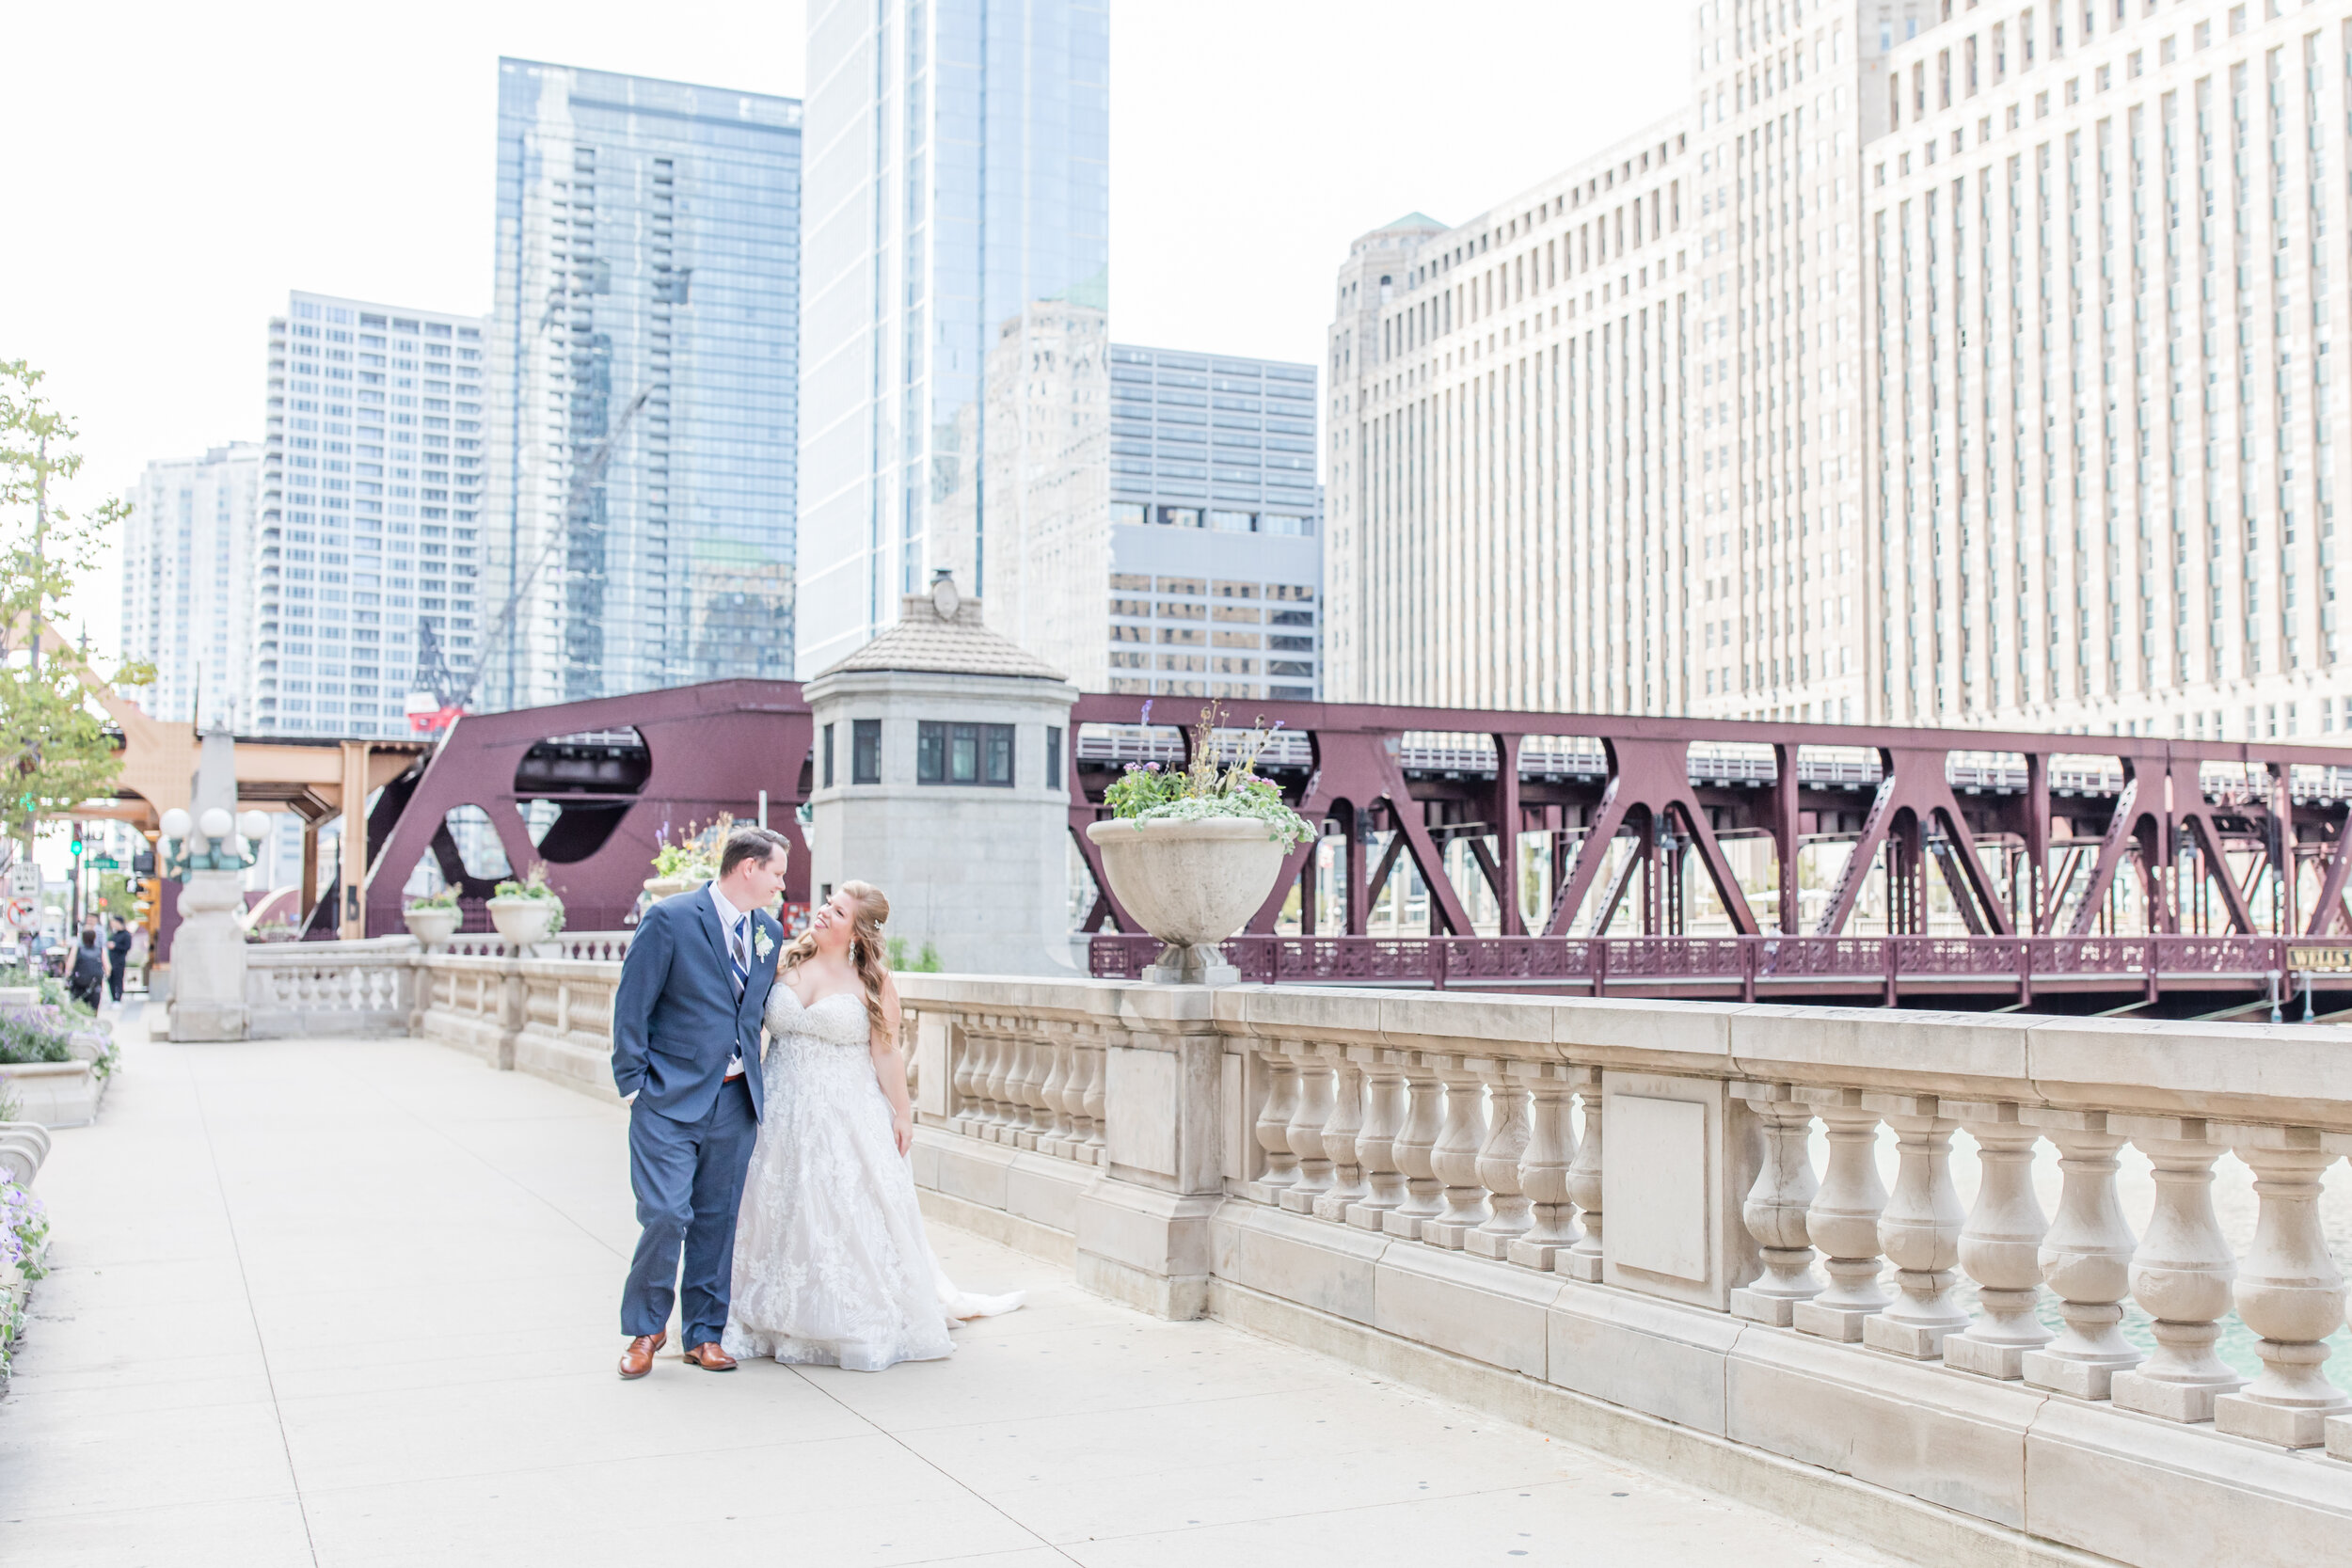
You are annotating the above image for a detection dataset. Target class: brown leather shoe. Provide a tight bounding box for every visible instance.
[618,1330,668,1380]
[682,1340,738,1371]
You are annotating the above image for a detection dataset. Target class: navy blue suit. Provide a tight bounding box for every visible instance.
[612,885,783,1347]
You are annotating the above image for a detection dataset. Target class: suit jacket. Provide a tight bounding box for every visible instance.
[611,885,783,1123]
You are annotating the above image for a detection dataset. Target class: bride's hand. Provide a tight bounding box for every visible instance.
[892,1104,914,1156]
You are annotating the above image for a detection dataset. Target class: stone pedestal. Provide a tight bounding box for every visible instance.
[167,868,248,1041]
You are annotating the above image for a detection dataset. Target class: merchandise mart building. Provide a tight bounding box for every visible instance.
[1327,0,2352,741]
[489,59,802,711]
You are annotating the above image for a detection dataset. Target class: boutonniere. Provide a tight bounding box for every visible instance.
[754,927,775,962]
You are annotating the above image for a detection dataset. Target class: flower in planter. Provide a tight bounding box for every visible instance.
[1102,701,1313,849]
[406,886,461,911]
[650,814,733,883]
[492,863,568,936]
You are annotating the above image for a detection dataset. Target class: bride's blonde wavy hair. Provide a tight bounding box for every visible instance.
[781,879,893,1039]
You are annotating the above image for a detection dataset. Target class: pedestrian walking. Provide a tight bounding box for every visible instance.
[106,915,131,1003]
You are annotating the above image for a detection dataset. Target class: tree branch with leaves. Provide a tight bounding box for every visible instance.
[0,360,152,849]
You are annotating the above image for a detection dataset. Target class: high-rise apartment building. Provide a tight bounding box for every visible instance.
[490,59,802,709]
[120,442,261,725]
[255,292,486,737]
[796,0,1111,676]
[1105,342,1324,701]
[1331,0,2352,743]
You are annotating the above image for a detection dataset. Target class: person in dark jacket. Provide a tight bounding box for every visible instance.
[106,916,131,1003]
[69,923,105,1009]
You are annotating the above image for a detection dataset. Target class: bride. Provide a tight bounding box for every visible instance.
[723,879,1022,1371]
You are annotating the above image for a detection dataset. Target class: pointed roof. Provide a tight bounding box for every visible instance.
[816,577,1068,682]
[1384,212,1449,231]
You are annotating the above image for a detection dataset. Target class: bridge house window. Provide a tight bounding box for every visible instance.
[917,721,1014,787]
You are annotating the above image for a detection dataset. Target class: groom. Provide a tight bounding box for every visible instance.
[612,824,791,1377]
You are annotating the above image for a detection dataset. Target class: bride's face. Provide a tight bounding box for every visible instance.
[807,891,857,959]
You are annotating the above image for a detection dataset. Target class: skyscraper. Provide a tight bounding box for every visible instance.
[120,442,261,726]
[796,0,1111,676]
[489,59,802,710]
[254,290,486,738]
[1105,342,1324,701]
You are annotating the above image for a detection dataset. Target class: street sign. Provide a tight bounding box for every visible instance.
[3,898,36,934]
[7,863,37,898]
[89,856,120,871]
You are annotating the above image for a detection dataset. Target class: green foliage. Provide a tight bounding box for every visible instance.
[0,361,152,846]
[406,885,460,911]
[493,862,566,934]
[885,937,944,973]
[1103,702,1313,849]
[0,966,91,1021]
[651,814,732,881]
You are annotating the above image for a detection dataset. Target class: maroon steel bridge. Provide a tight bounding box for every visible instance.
[336,680,2352,1017]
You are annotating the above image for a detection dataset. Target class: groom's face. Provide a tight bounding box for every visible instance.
[738,847,789,908]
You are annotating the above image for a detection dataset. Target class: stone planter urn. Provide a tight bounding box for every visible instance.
[485,895,563,955]
[1084,816,1288,986]
[643,875,696,902]
[404,905,461,949]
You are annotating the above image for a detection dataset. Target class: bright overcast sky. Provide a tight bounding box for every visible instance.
[3,0,1687,660]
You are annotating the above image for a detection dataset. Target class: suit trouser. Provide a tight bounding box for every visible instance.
[621,1075,757,1346]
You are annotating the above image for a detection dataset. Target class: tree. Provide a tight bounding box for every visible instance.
[0,361,151,849]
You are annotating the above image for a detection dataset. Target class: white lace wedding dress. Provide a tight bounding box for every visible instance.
[722,986,1023,1371]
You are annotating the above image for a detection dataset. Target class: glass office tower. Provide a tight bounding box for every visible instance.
[489,59,802,709]
[796,0,1110,676]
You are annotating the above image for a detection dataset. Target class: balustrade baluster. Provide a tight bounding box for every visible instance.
[2108,1119,2244,1420]
[950,1022,980,1130]
[1250,1044,1300,1200]
[1037,1037,1072,1157]
[1279,1042,1337,1212]
[1011,1038,1047,1148]
[980,1028,1015,1135]
[1346,1049,1407,1230]
[1508,1064,1579,1271]
[1729,1083,1821,1326]
[1079,1040,1107,1164]
[1862,1095,1971,1359]
[1560,1068,1605,1281]
[1421,1054,1492,1249]
[1006,1035,1041,1144]
[1382,1053,1444,1240]
[1311,1049,1368,1223]
[1943,1103,2053,1380]
[1466,1065,1533,1259]
[1791,1090,1891,1341]
[2021,1113,2143,1399]
[2213,1132,2350,1448]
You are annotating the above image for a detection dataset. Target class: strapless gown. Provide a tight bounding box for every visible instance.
[722,986,1023,1371]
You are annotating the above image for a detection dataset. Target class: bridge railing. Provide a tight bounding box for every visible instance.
[892,972,2352,1568]
[1088,932,2305,1006]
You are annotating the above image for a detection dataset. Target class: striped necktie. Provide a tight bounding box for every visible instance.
[729,914,750,998]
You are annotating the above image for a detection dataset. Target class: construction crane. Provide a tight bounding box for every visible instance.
[405,385,651,733]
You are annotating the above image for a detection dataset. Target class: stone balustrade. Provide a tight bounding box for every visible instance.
[251,940,2352,1568]
[892,978,2352,1568]
[246,937,418,1037]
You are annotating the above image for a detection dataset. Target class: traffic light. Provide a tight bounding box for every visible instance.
[68,825,83,858]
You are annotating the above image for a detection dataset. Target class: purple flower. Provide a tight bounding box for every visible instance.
[1139,699,1154,725]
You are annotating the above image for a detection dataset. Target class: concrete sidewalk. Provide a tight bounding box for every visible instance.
[0,1010,1899,1567]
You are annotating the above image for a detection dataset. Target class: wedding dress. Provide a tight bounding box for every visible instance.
[722,985,1023,1371]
